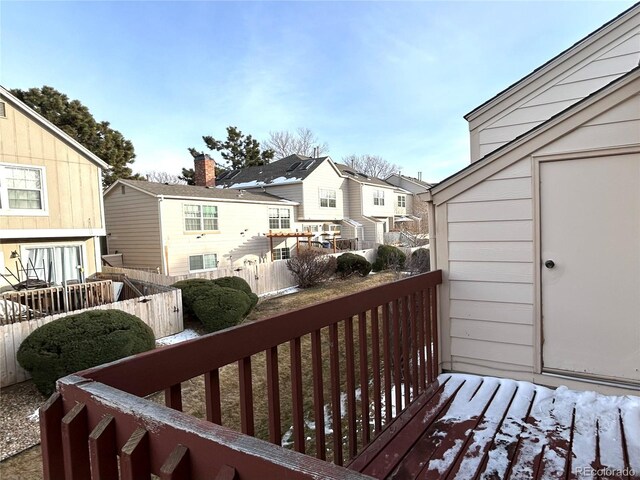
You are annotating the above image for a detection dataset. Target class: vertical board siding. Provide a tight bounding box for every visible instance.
[0,290,182,387]
[446,158,535,369]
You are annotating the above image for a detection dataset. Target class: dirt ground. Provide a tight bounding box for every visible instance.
[0,272,397,479]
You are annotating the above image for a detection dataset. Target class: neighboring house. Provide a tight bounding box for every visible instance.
[217,154,417,245]
[0,86,107,288]
[103,156,299,274]
[424,4,640,394]
[385,172,433,194]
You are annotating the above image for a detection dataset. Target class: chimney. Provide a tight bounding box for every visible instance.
[194,154,216,187]
[418,171,422,181]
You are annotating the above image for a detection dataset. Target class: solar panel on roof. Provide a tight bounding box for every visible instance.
[217,171,230,180]
[287,161,302,172]
[226,170,241,180]
[301,160,316,170]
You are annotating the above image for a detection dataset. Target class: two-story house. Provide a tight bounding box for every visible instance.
[424,3,640,393]
[103,155,299,274]
[0,86,107,288]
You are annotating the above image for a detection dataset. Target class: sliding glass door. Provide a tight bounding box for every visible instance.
[24,245,84,285]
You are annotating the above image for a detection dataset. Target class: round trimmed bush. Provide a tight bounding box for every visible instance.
[336,253,371,278]
[192,286,252,332]
[172,278,214,315]
[373,245,406,272]
[17,310,155,396]
[409,248,431,274]
[212,276,252,296]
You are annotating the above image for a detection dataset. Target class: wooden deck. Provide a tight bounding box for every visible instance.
[349,374,640,479]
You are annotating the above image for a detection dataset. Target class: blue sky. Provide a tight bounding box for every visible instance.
[1,1,635,182]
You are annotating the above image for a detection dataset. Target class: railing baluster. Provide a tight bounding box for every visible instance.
[402,295,411,406]
[371,306,382,435]
[382,302,392,423]
[40,393,65,480]
[410,293,419,397]
[311,329,326,459]
[345,316,357,459]
[61,402,90,480]
[430,286,439,382]
[358,312,370,447]
[329,322,343,465]
[89,415,118,480]
[290,337,304,453]
[392,299,403,413]
[238,356,254,436]
[424,286,433,384]
[266,346,281,445]
[160,444,191,479]
[205,369,222,424]
[165,383,183,411]
[417,290,427,391]
[121,427,151,480]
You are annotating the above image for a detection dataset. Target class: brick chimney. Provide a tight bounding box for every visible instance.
[194,154,216,187]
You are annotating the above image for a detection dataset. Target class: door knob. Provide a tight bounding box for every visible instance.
[544,260,555,269]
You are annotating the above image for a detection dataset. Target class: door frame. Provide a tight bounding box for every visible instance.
[532,144,640,382]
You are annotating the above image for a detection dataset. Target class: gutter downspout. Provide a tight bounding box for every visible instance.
[426,199,436,271]
[158,195,168,275]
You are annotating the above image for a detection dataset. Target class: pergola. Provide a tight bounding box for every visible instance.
[266,231,314,261]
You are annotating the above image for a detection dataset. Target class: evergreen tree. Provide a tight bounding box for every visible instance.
[191,126,274,170]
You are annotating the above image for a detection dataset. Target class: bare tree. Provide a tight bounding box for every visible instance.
[342,154,401,179]
[265,127,329,159]
[144,171,187,184]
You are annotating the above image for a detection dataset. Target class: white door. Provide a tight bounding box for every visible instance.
[541,154,640,384]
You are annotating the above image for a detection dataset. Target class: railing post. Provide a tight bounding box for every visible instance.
[40,392,65,480]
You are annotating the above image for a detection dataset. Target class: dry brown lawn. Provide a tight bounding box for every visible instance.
[0,272,399,478]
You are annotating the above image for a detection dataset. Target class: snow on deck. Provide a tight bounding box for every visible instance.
[350,373,640,479]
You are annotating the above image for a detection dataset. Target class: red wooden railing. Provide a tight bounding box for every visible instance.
[40,270,442,479]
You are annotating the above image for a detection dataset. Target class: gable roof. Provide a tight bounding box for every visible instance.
[0,85,110,170]
[464,2,640,121]
[106,179,297,205]
[386,173,434,189]
[334,163,408,190]
[215,154,329,188]
[430,66,640,201]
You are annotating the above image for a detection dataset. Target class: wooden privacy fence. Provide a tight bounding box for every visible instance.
[0,288,182,388]
[0,280,114,325]
[40,270,442,479]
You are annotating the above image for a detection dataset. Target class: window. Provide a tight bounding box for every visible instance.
[189,253,218,272]
[0,164,46,213]
[24,245,84,285]
[373,190,385,206]
[320,189,336,208]
[273,247,291,260]
[0,101,6,118]
[398,195,406,207]
[269,208,291,229]
[184,204,218,231]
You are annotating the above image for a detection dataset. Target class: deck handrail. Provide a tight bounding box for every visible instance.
[41,270,442,479]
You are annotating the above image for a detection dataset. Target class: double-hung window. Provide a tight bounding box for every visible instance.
[189,253,218,272]
[320,189,336,208]
[269,208,291,229]
[398,195,406,207]
[0,164,46,214]
[184,204,218,231]
[273,247,291,260]
[373,190,385,206]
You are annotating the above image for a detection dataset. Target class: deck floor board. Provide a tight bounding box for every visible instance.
[349,374,640,480]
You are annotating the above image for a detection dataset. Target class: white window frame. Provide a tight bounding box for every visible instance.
[373,190,385,206]
[20,241,87,285]
[0,163,48,216]
[397,195,406,207]
[188,253,218,272]
[272,247,291,261]
[0,101,6,118]
[269,208,291,229]
[319,188,337,208]
[183,203,218,232]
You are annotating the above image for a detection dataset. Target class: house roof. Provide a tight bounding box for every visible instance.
[430,66,640,199]
[334,163,407,190]
[109,179,297,205]
[464,2,640,121]
[386,173,434,189]
[0,85,110,170]
[215,154,329,188]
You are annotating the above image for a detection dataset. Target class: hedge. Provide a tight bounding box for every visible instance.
[336,253,371,278]
[372,245,406,272]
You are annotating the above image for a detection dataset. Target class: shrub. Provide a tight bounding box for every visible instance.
[192,286,252,332]
[286,249,337,288]
[408,248,431,274]
[373,245,406,272]
[212,276,252,296]
[172,278,213,315]
[17,310,154,395]
[336,253,371,278]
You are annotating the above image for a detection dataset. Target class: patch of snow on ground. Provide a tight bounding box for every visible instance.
[156,329,201,346]
[27,408,39,422]
[259,286,301,298]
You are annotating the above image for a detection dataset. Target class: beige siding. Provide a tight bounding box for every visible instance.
[361,184,395,218]
[470,16,640,161]
[301,161,346,220]
[260,183,304,218]
[160,198,293,275]
[104,185,162,271]
[445,157,535,370]
[0,101,103,233]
